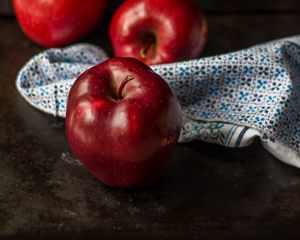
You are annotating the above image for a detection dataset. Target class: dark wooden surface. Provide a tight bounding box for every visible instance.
[0,0,13,16]
[1,1,300,239]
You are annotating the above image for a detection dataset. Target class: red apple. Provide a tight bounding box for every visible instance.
[109,0,207,65]
[66,57,182,188]
[13,0,107,47]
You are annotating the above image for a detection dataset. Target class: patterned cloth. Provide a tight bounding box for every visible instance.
[16,36,300,168]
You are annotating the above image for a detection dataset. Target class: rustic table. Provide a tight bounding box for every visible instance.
[1,0,300,239]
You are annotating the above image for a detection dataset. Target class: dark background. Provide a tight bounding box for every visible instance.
[1,0,300,239]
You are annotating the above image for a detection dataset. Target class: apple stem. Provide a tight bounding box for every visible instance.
[140,36,155,58]
[118,75,135,99]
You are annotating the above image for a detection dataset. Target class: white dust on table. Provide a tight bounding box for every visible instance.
[61,152,83,166]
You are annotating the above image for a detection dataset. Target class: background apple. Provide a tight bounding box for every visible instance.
[109,0,208,65]
[13,0,107,47]
[66,57,182,188]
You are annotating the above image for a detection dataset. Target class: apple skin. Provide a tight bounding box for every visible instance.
[66,57,182,188]
[13,0,107,47]
[109,0,207,65]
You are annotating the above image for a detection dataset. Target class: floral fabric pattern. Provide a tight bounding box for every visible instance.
[16,36,300,168]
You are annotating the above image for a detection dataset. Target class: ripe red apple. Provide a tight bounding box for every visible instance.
[109,0,207,65]
[13,0,107,47]
[66,57,182,188]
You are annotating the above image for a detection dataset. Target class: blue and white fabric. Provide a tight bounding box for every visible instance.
[16,36,300,168]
